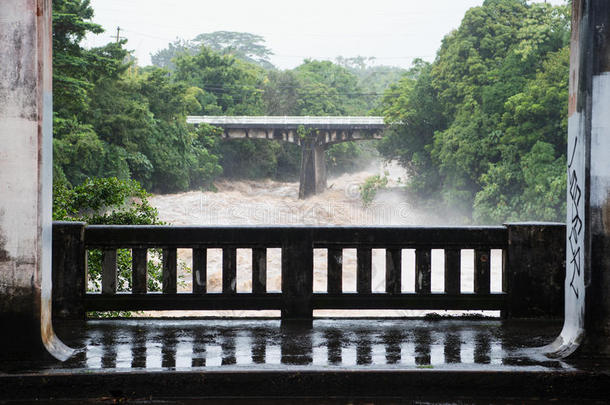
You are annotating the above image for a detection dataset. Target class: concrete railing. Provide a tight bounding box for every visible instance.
[186,115,385,127]
[51,222,565,320]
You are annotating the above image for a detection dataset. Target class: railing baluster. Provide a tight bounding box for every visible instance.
[223,247,237,294]
[357,248,372,294]
[501,249,508,293]
[327,248,342,294]
[252,248,267,294]
[132,248,147,294]
[76,224,515,314]
[474,249,491,294]
[444,249,460,294]
[281,231,314,319]
[386,248,401,294]
[192,248,207,294]
[101,249,117,295]
[162,248,177,294]
[415,249,431,294]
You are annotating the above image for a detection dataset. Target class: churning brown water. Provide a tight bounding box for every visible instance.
[143,161,501,317]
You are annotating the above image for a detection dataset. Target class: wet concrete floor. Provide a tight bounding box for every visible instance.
[1,318,572,373]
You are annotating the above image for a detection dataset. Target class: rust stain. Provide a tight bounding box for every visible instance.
[603,191,610,236]
[595,12,610,73]
[568,0,583,117]
[41,295,53,343]
[0,230,10,262]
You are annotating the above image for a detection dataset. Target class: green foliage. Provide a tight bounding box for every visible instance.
[379,0,570,223]
[378,60,444,198]
[52,1,222,193]
[52,0,104,117]
[52,0,397,190]
[151,31,274,70]
[54,177,165,317]
[294,60,368,116]
[174,47,266,116]
[193,31,274,69]
[335,56,406,110]
[360,174,389,207]
[262,70,300,115]
[53,177,161,224]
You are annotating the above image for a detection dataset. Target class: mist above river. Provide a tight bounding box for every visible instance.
[150,160,443,227]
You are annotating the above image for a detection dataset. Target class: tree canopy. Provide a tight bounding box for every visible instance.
[151,31,274,71]
[53,0,571,225]
[378,0,570,223]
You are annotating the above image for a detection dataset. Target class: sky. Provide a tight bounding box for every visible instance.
[83,0,566,70]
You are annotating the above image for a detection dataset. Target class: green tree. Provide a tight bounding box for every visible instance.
[52,0,135,185]
[54,177,164,297]
[174,47,265,115]
[193,31,274,69]
[379,0,570,222]
[294,59,367,116]
[151,31,274,71]
[336,56,406,110]
[53,0,223,193]
[473,47,569,223]
[150,38,191,71]
[52,0,104,117]
[378,60,444,198]
[293,60,375,175]
[262,70,300,115]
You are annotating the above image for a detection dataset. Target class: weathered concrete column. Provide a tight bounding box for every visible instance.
[0,1,73,360]
[52,222,86,320]
[504,223,565,318]
[546,0,610,357]
[298,137,327,199]
[281,228,314,319]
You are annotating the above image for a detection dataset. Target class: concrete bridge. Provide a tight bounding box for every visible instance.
[4,2,610,400]
[187,116,385,198]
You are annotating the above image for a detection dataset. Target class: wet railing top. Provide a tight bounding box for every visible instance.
[84,225,507,249]
[186,115,386,128]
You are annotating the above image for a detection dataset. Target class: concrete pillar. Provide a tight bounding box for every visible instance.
[0,0,73,360]
[298,136,327,199]
[504,223,565,319]
[546,0,610,357]
[281,229,313,319]
[52,222,86,320]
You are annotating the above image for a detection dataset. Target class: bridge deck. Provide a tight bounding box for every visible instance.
[3,318,610,402]
[186,115,385,129]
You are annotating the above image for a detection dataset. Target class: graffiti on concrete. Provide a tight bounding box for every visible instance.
[567,135,583,299]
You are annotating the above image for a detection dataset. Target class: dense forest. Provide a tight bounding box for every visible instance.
[377,0,570,223]
[52,0,398,195]
[53,0,569,224]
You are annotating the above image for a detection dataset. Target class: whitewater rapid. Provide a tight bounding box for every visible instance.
[150,161,435,227]
[145,161,501,317]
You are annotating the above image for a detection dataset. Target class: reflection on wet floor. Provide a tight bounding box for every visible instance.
[44,319,568,372]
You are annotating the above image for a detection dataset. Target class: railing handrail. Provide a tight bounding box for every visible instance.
[186,115,386,127]
[84,225,507,249]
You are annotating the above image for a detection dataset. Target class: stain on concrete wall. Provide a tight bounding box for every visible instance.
[0,231,10,263]
[0,7,37,120]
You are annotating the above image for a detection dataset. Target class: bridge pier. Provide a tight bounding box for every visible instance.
[298,138,326,199]
[0,0,73,361]
[186,116,385,199]
[546,0,610,357]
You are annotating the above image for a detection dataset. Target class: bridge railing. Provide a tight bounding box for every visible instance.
[51,222,565,320]
[186,115,386,126]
